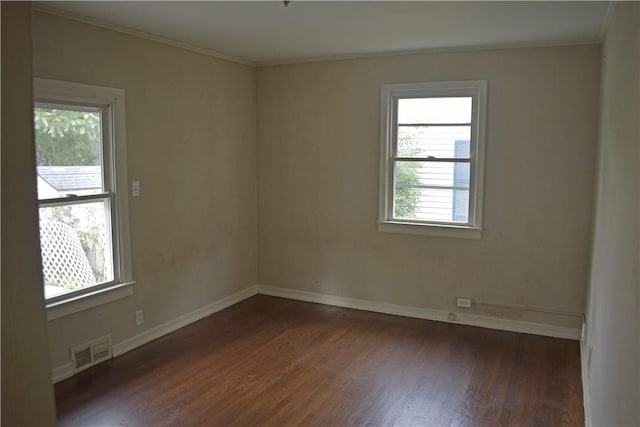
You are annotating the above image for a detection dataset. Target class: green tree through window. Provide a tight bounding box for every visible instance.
[394,128,421,218]
[34,107,101,166]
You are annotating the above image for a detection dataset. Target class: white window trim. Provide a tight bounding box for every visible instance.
[34,78,134,319]
[378,80,487,239]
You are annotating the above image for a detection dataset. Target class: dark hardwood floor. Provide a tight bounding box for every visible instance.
[55,295,584,426]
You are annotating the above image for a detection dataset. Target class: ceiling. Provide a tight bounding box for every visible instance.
[37,1,611,66]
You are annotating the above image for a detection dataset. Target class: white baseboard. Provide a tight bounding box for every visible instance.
[52,362,74,384]
[51,283,581,384]
[581,339,592,426]
[52,285,258,383]
[112,285,258,357]
[256,284,582,340]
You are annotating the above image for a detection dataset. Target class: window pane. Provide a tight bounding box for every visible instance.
[39,200,113,299]
[34,106,104,199]
[394,187,469,223]
[398,97,472,124]
[398,126,470,158]
[395,160,470,188]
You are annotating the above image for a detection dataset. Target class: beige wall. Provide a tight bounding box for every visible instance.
[31,11,258,368]
[257,45,600,328]
[1,3,57,425]
[585,3,640,425]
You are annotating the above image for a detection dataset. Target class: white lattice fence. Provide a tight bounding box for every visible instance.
[40,220,96,290]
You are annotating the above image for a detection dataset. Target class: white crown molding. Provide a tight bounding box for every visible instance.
[31,3,256,67]
[598,2,617,42]
[258,39,602,67]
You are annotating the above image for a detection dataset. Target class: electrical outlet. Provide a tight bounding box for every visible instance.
[135,309,144,326]
[456,297,472,308]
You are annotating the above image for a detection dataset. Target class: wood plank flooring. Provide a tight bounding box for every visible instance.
[55,295,584,426]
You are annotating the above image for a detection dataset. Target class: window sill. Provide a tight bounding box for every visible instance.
[377,221,482,240]
[46,281,134,321]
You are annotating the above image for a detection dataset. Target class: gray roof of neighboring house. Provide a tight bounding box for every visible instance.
[37,166,102,191]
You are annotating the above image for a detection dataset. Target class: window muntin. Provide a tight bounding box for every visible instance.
[379,81,486,237]
[35,104,107,199]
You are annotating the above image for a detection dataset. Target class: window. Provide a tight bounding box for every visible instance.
[34,79,133,314]
[378,80,487,239]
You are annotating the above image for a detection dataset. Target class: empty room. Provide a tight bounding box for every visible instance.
[1,1,638,426]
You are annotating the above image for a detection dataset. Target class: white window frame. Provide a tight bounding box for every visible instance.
[378,80,487,240]
[34,78,134,320]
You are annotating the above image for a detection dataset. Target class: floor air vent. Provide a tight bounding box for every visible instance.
[71,335,112,372]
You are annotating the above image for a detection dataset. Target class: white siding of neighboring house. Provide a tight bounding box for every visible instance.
[398,125,470,222]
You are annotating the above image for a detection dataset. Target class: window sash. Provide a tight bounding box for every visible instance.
[40,198,118,305]
[35,101,113,200]
[393,157,472,223]
[34,99,121,300]
[387,92,480,227]
[391,186,473,226]
[38,193,110,207]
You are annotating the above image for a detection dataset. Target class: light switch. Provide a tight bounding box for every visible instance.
[132,181,140,197]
